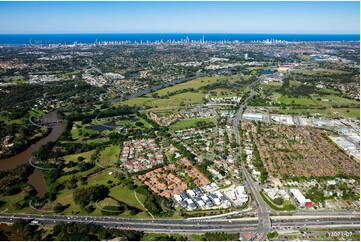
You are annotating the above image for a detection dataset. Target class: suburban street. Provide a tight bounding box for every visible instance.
[232,79,272,240]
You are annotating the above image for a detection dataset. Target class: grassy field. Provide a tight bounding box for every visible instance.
[0,113,23,124]
[87,171,148,214]
[70,114,152,142]
[99,145,120,165]
[334,108,360,119]
[70,121,99,140]
[0,191,34,214]
[55,188,80,214]
[273,107,360,119]
[97,115,153,129]
[272,108,339,119]
[117,75,250,110]
[119,91,206,109]
[57,166,99,183]
[141,233,186,241]
[245,66,276,71]
[208,87,245,97]
[117,75,244,109]
[275,94,359,107]
[171,118,214,131]
[62,150,96,164]
[86,170,118,187]
[29,107,45,118]
[109,186,146,211]
[146,76,223,97]
[276,95,318,106]
[295,69,351,75]
[52,170,150,217]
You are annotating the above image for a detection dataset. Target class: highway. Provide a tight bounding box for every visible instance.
[0,213,259,233]
[273,209,360,216]
[0,213,359,234]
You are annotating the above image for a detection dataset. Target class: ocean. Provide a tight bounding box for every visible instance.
[0,33,359,44]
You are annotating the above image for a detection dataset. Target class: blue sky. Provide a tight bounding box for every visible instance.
[0,1,359,34]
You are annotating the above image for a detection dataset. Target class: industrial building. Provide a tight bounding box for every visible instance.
[180,192,189,200]
[201,195,214,207]
[264,188,290,201]
[290,188,312,207]
[243,113,263,121]
[186,198,197,210]
[193,187,202,196]
[186,189,196,198]
[194,197,205,208]
[208,193,221,206]
[237,186,248,200]
[173,187,232,210]
[215,191,231,207]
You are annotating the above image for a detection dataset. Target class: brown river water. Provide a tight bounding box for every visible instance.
[0,111,66,197]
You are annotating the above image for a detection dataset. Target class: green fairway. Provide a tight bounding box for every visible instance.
[147,76,222,97]
[53,171,150,217]
[99,145,120,165]
[119,91,206,109]
[58,166,99,183]
[109,185,147,212]
[54,188,81,214]
[62,150,96,164]
[86,170,119,187]
[70,121,99,140]
[0,192,34,214]
[334,108,360,119]
[117,75,249,110]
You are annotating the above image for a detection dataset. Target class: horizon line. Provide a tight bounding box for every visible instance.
[0,32,360,35]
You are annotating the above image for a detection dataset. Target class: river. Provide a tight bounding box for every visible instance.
[0,111,66,197]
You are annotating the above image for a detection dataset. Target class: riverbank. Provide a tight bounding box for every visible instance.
[0,111,66,197]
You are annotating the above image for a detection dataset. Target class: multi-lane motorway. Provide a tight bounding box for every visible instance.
[0,213,259,233]
[0,213,359,234]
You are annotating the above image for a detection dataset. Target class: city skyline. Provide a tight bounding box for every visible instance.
[0,1,359,34]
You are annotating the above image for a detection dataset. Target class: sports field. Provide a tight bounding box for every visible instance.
[171,117,214,131]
